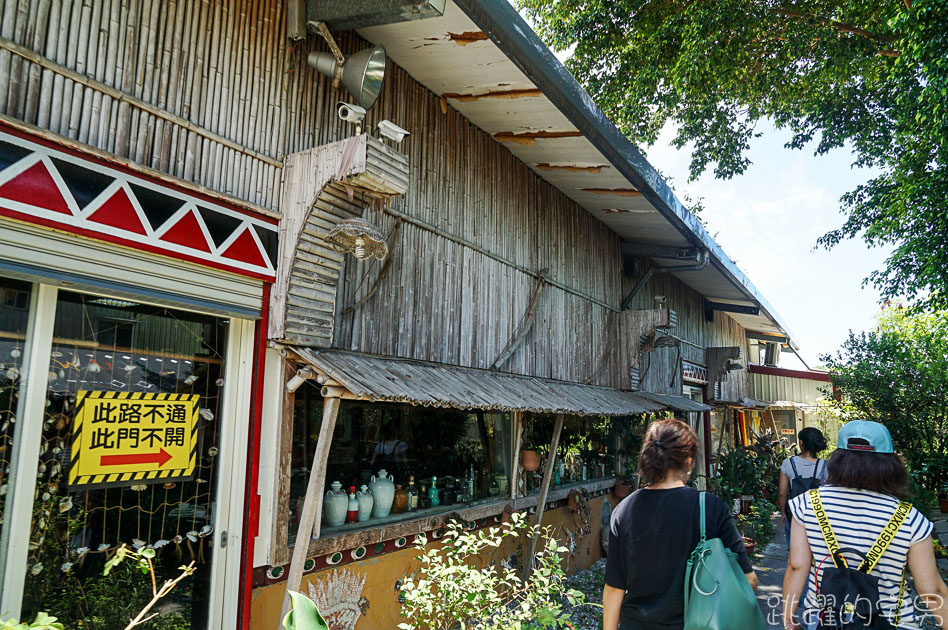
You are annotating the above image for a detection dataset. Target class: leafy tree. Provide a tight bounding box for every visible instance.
[821,306,948,496]
[519,0,948,307]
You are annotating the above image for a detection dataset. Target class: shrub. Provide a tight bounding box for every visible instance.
[397,512,592,630]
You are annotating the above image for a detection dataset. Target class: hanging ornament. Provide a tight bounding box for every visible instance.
[325,216,388,260]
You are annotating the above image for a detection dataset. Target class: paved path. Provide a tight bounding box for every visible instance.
[754,515,788,628]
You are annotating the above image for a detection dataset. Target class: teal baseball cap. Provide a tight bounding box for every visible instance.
[837,420,895,453]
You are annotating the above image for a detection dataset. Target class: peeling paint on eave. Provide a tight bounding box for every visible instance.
[582,188,642,197]
[535,163,608,173]
[449,30,489,45]
[442,88,542,101]
[493,130,584,146]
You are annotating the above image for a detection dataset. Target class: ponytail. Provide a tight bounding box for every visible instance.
[638,419,699,484]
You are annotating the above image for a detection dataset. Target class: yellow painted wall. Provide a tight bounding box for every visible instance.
[250,496,616,629]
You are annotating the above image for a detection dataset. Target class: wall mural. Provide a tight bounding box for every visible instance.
[306,568,370,630]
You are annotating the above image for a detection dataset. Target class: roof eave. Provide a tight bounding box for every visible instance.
[451,0,798,348]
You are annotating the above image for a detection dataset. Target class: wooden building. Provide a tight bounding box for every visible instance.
[0,1,800,629]
[747,365,840,447]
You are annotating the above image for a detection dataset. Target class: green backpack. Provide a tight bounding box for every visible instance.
[683,492,769,630]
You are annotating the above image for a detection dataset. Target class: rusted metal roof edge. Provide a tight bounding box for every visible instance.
[291,348,672,417]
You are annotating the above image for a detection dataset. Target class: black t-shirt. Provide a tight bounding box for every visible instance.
[604,486,753,630]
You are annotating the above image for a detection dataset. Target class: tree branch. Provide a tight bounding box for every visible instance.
[769,7,897,47]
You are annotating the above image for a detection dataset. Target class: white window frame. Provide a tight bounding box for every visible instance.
[0,283,256,630]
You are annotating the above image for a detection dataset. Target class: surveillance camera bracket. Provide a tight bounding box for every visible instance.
[314,21,346,87]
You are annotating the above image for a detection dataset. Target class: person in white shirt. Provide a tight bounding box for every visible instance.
[777,427,829,545]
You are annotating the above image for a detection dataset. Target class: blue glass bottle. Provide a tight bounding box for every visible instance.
[429,476,440,507]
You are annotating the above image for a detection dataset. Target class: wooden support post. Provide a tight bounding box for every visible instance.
[522,413,564,581]
[279,395,342,626]
[510,411,523,500]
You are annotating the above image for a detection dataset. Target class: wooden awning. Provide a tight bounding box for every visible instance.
[291,348,675,416]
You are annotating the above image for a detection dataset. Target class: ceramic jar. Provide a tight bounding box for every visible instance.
[521,450,540,472]
[392,485,408,514]
[357,485,374,522]
[323,481,348,527]
[369,469,395,518]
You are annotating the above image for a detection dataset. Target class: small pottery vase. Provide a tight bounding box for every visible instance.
[369,469,396,518]
[323,481,348,527]
[392,485,408,514]
[613,479,633,499]
[357,485,374,522]
[521,450,540,472]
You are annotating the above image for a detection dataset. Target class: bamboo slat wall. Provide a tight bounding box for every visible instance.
[332,52,746,388]
[0,0,289,209]
[323,29,625,385]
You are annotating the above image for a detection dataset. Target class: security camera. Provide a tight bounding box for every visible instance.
[337,101,366,123]
[378,119,410,144]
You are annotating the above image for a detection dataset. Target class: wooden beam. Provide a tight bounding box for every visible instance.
[271,359,298,567]
[279,396,341,625]
[704,300,760,322]
[523,413,565,581]
[510,411,524,500]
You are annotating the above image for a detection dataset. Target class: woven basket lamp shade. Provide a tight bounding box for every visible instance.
[326,217,388,260]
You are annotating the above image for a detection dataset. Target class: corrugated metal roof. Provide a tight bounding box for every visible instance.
[637,392,712,413]
[292,348,672,416]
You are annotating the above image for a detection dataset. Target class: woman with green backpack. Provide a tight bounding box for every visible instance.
[603,418,761,630]
[782,420,948,630]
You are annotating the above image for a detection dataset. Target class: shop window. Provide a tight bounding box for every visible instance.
[21,290,228,630]
[0,278,33,571]
[288,388,513,542]
[519,414,621,494]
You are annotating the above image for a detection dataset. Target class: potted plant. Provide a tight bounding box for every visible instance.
[940,482,948,513]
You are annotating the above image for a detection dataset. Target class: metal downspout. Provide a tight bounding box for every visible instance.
[621,250,709,310]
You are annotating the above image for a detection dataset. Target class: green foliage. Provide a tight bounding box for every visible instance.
[822,306,948,494]
[397,512,596,630]
[0,613,65,630]
[520,0,948,309]
[735,499,777,546]
[282,591,329,630]
[707,448,774,508]
[706,449,777,548]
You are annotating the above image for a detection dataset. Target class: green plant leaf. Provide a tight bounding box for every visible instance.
[283,591,329,630]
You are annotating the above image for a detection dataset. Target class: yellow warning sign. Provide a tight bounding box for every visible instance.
[68,390,199,488]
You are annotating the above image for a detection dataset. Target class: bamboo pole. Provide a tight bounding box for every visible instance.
[23,0,51,124]
[523,412,564,581]
[0,35,283,168]
[510,410,524,500]
[279,395,341,626]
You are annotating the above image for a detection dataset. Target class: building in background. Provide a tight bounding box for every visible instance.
[747,365,840,447]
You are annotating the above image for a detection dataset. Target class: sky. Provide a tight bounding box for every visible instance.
[644,125,889,369]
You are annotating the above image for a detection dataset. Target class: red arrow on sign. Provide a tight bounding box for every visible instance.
[100,448,173,468]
